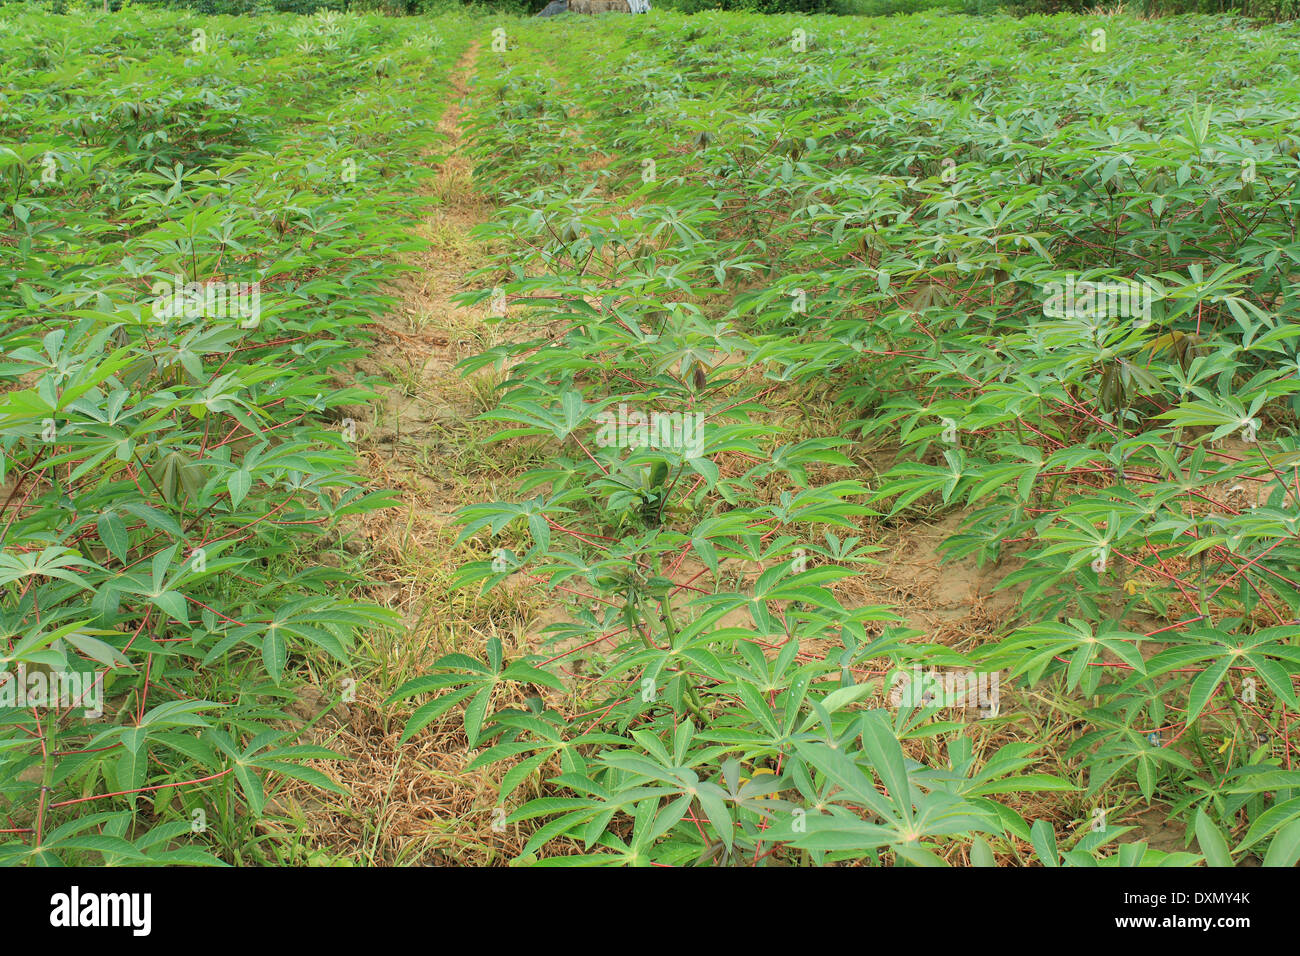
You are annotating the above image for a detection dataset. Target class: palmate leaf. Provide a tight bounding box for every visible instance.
[791,739,905,828]
[1145,627,1300,724]
[1081,731,1198,799]
[387,637,563,745]
[987,620,1147,691]
[395,685,477,745]
[4,620,103,667]
[0,547,96,590]
[768,807,901,853]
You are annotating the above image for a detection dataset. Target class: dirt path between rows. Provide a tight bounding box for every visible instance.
[266,41,548,866]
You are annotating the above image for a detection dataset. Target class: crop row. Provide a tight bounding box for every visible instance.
[401,11,1300,865]
[0,7,474,863]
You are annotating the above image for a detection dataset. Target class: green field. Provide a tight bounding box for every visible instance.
[4,4,1300,867]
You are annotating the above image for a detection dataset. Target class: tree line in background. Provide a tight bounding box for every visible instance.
[5,0,1298,23]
